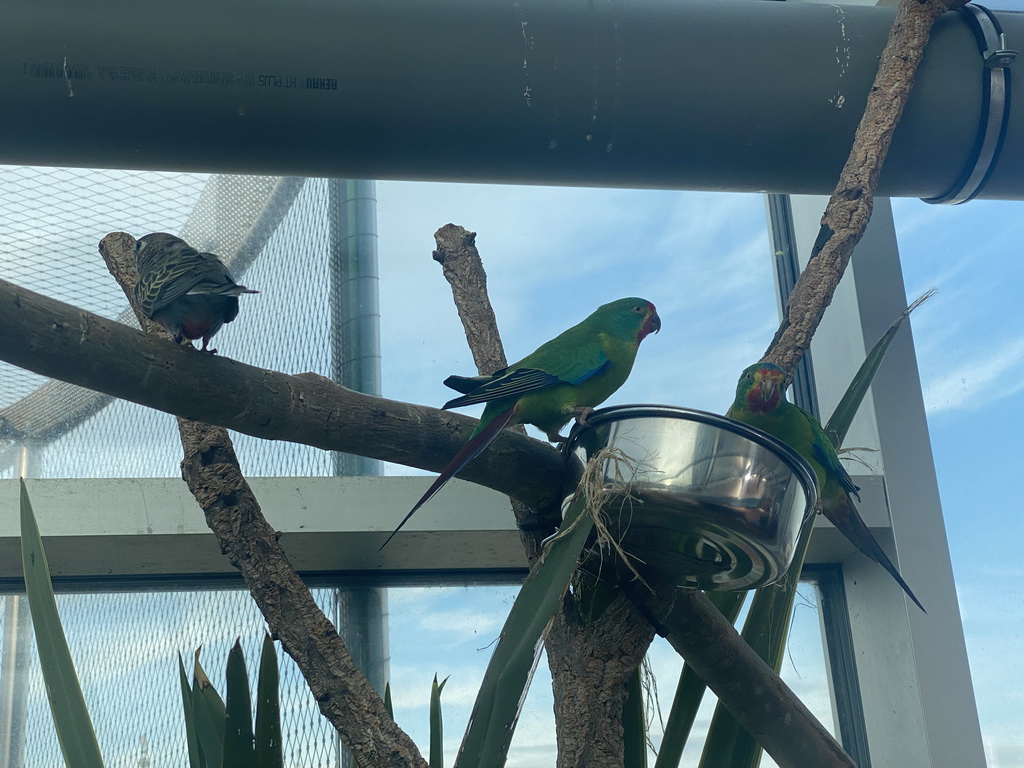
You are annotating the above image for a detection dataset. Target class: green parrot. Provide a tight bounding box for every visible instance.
[381,297,661,548]
[727,362,926,613]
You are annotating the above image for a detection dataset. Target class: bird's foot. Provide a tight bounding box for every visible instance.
[572,406,596,426]
[546,431,569,444]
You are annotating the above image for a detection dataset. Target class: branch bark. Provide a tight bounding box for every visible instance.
[764,0,967,371]
[432,224,562,564]
[0,274,564,513]
[98,232,425,768]
[629,579,853,767]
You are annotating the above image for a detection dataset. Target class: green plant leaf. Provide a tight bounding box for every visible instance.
[19,478,105,768]
[224,639,255,768]
[623,665,647,768]
[697,508,816,768]
[654,590,746,768]
[192,650,225,768]
[455,490,596,768]
[255,633,283,768]
[430,674,450,768]
[825,288,935,447]
[179,653,203,768]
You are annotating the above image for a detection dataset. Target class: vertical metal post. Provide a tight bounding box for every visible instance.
[327,179,389,768]
[330,179,383,477]
[1,444,38,768]
[765,193,820,416]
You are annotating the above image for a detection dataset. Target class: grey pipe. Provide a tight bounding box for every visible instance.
[1,0,1021,199]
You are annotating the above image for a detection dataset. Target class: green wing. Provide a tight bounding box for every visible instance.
[443,323,615,410]
[797,405,861,501]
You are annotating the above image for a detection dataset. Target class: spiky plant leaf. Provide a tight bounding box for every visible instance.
[224,640,255,768]
[254,633,283,768]
[430,674,450,768]
[455,490,596,768]
[179,653,203,768]
[698,290,933,768]
[19,478,105,768]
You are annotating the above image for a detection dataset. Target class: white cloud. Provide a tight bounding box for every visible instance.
[923,336,1024,414]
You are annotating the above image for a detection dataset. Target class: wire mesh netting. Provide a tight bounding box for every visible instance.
[3,587,345,768]
[0,166,367,479]
[0,166,383,766]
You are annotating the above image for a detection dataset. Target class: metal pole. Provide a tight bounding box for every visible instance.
[327,179,389,768]
[1,0,1023,199]
[330,179,382,478]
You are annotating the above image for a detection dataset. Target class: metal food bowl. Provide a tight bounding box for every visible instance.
[565,405,817,591]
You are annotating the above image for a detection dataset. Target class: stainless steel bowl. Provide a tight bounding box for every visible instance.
[565,405,817,591]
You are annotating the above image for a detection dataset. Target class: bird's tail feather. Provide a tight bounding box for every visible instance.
[825,492,927,613]
[379,405,518,549]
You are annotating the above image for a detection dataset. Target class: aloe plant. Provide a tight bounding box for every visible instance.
[178,637,284,768]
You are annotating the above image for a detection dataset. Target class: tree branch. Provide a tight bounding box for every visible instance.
[432,224,562,564]
[630,579,854,767]
[764,0,967,371]
[0,275,565,513]
[430,224,656,766]
[97,232,426,768]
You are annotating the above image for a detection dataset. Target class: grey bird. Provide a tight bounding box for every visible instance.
[133,233,258,353]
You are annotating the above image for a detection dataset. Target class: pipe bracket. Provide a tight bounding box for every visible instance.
[924,4,1015,205]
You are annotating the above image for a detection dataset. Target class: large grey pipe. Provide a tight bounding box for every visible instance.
[2,0,1021,199]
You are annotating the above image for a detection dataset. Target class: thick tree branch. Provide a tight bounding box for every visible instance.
[432,224,561,564]
[0,275,564,513]
[98,232,425,768]
[630,579,854,768]
[764,0,967,371]
[433,224,509,378]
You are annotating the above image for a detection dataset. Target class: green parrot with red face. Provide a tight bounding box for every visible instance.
[381,297,661,548]
[728,362,925,613]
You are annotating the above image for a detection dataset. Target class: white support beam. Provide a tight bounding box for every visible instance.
[783,194,984,767]
[0,477,529,579]
[1,475,869,582]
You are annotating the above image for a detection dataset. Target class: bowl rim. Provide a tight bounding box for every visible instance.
[564,403,819,509]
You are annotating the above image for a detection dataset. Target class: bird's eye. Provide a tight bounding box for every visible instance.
[632,305,642,313]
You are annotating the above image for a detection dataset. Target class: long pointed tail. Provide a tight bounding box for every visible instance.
[824,491,927,613]
[379,405,518,549]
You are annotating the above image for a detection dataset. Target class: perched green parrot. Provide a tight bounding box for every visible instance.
[381,297,661,548]
[727,362,926,613]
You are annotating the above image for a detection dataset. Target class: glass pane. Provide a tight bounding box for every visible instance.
[1,578,839,767]
[1,587,341,767]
